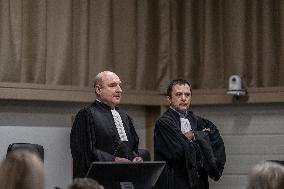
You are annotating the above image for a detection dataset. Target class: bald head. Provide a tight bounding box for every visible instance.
[94,71,122,108]
[94,71,117,88]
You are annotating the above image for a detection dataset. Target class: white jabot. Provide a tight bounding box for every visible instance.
[111,109,128,141]
[180,117,192,134]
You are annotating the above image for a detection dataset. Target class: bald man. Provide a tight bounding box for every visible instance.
[70,71,143,178]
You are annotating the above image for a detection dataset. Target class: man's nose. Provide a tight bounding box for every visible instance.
[180,94,188,100]
[116,85,122,92]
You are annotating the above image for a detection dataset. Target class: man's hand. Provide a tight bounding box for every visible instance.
[132,157,143,163]
[184,131,195,141]
[202,128,211,135]
[114,157,131,162]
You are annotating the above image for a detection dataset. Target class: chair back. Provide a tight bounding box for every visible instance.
[7,143,44,162]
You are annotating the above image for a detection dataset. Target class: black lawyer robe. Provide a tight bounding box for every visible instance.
[70,100,140,178]
[154,108,226,189]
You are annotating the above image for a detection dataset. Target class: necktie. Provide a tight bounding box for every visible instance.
[111,109,128,141]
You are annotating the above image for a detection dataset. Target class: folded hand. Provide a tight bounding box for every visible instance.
[132,157,143,163]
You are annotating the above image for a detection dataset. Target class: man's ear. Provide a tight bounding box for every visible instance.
[167,96,171,105]
[95,85,101,95]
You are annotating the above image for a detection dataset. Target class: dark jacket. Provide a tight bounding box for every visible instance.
[154,108,226,189]
[70,100,139,178]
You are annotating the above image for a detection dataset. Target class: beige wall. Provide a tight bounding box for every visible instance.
[191,103,284,189]
[0,100,283,189]
[0,100,146,189]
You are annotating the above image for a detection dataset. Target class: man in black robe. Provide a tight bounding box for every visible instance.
[154,79,226,189]
[70,71,143,178]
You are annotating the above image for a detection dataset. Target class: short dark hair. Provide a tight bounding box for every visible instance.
[166,79,192,97]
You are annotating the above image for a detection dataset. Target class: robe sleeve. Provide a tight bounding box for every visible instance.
[126,114,139,157]
[70,108,115,178]
[154,115,201,189]
[154,117,191,162]
[197,117,226,180]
